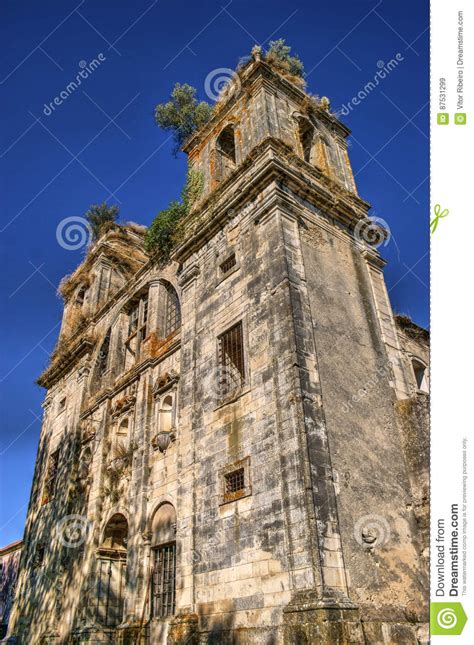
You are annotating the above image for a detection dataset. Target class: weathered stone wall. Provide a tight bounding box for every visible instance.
[176,202,311,639]
[0,541,23,639]
[10,55,429,645]
[296,207,428,631]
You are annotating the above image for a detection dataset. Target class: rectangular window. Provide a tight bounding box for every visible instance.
[218,321,245,397]
[57,397,66,414]
[128,304,139,336]
[219,457,251,505]
[151,543,176,618]
[224,468,245,498]
[126,295,148,357]
[220,253,237,276]
[164,286,181,337]
[33,544,45,568]
[42,449,60,505]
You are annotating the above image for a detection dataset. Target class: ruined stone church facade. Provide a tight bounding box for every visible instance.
[8,52,429,644]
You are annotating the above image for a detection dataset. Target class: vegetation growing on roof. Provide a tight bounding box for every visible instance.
[153,41,306,155]
[145,167,204,259]
[85,202,120,241]
[264,39,305,81]
[154,83,214,156]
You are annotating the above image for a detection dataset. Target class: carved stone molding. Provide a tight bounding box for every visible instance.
[111,393,136,418]
[153,369,179,397]
[152,428,176,454]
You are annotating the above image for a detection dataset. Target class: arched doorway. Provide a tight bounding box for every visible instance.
[96,513,128,627]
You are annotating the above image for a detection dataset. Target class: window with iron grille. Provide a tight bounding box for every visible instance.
[164,285,181,337]
[218,322,245,397]
[219,457,251,505]
[42,449,60,505]
[151,543,176,618]
[224,468,245,501]
[220,253,236,276]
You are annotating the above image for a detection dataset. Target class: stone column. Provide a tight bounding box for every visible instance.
[263,200,362,640]
[361,249,411,399]
[167,262,201,632]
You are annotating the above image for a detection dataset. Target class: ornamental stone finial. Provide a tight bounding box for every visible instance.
[251,45,262,61]
[320,96,331,112]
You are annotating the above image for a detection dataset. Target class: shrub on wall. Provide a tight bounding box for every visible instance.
[154,83,214,156]
[145,168,204,259]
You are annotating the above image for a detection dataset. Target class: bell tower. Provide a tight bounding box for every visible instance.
[173,49,427,642]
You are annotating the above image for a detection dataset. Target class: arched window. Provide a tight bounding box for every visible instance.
[97,330,111,377]
[217,124,236,164]
[164,284,181,337]
[159,395,174,434]
[412,359,429,393]
[96,514,128,627]
[76,286,87,306]
[77,447,93,483]
[150,504,177,618]
[298,117,314,163]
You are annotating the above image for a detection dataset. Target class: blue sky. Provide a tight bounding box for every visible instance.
[0,0,429,545]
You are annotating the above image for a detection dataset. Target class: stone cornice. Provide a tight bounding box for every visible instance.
[59,227,147,302]
[37,337,94,389]
[174,137,371,263]
[79,336,181,418]
[361,248,387,270]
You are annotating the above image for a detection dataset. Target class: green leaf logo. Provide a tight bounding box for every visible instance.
[431,602,468,635]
